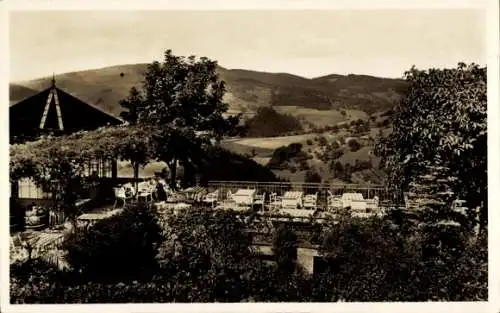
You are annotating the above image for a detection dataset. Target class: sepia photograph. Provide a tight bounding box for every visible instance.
[3,0,495,309]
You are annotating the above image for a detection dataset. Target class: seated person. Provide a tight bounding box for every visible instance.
[122,183,135,198]
[156,182,167,201]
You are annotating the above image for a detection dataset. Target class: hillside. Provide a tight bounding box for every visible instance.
[9,84,37,105]
[10,63,407,127]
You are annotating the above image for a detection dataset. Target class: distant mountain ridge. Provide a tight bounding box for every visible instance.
[10,63,407,125]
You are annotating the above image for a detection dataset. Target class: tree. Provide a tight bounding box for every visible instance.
[159,208,259,301]
[347,139,361,152]
[316,216,419,301]
[330,161,344,176]
[9,125,156,216]
[244,107,303,137]
[125,50,239,188]
[114,126,155,194]
[376,63,487,232]
[119,87,143,125]
[304,169,322,194]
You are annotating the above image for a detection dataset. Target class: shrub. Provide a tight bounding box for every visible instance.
[330,141,340,150]
[272,225,298,274]
[244,107,303,137]
[306,139,313,145]
[304,169,322,193]
[330,149,344,160]
[10,209,487,303]
[318,136,328,147]
[315,216,487,301]
[267,143,305,170]
[299,161,310,171]
[199,146,279,183]
[347,139,362,152]
[63,203,164,283]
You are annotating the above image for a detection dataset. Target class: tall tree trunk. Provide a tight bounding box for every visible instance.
[181,161,196,188]
[133,162,140,197]
[168,157,177,190]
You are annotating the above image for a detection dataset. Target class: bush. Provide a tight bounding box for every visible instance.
[304,169,322,193]
[315,216,487,301]
[353,159,372,171]
[347,139,362,152]
[330,149,344,160]
[63,203,164,283]
[272,225,298,273]
[318,136,328,147]
[306,139,313,145]
[243,107,303,137]
[10,209,487,303]
[198,146,279,183]
[299,160,310,171]
[267,143,305,170]
[330,141,340,150]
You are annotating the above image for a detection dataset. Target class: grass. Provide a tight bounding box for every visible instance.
[272,107,369,129]
[338,146,377,164]
[228,134,317,150]
[219,141,275,157]
[117,161,166,178]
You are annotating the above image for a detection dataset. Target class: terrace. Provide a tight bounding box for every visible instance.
[10,178,404,262]
[206,180,403,212]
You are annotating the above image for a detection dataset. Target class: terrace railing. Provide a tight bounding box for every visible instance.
[206,180,404,208]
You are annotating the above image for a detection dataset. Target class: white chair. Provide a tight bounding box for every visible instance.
[366,196,379,212]
[138,182,154,203]
[147,180,159,200]
[113,187,128,208]
[203,190,219,208]
[327,191,342,212]
[269,193,282,211]
[122,183,136,199]
[253,192,266,211]
[303,193,318,210]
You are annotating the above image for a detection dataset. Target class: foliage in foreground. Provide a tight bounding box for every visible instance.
[316,216,486,301]
[10,205,486,303]
[376,63,487,231]
[62,203,164,283]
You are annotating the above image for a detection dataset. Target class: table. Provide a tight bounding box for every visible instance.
[282,191,303,208]
[341,193,364,208]
[231,189,256,206]
[77,209,123,227]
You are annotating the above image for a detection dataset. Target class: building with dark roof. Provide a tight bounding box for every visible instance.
[10,76,124,209]
[10,76,123,143]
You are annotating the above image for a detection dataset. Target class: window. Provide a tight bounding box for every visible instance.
[83,158,113,178]
[18,178,52,199]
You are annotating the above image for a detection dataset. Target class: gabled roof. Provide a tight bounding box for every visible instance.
[10,80,123,142]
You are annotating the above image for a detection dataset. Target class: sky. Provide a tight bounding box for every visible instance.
[9,9,486,82]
